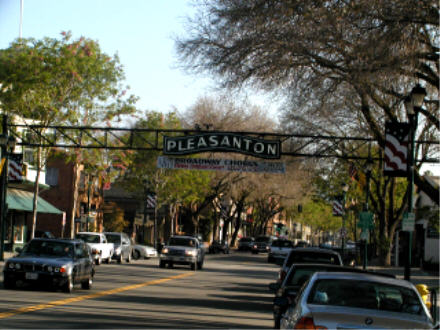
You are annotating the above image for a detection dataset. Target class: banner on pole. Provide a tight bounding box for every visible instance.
[384,122,410,177]
[157,156,285,174]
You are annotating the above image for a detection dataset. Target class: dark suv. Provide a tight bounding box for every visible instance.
[104,232,132,263]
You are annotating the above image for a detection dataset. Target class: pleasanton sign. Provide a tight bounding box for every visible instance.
[163,133,281,159]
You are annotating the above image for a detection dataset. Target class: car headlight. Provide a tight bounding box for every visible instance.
[47,266,53,272]
[185,250,197,257]
[7,262,14,269]
[161,248,169,254]
[266,246,270,250]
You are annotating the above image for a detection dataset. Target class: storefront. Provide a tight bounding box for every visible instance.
[5,188,63,251]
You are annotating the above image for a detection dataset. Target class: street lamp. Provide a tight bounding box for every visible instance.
[403,84,426,281]
[362,157,374,270]
[0,115,16,261]
[341,183,349,257]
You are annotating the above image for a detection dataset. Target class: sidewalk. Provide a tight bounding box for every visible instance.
[364,265,439,288]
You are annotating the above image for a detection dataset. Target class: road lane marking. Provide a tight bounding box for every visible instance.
[0,272,194,319]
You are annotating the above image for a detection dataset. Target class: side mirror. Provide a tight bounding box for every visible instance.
[269,282,280,291]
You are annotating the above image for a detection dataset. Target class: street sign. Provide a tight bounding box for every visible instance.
[358,212,374,230]
[402,212,415,232]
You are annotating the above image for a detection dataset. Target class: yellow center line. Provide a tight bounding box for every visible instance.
[0,272,194,319]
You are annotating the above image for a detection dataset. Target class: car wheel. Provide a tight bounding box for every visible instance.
[81,275,93,290]
[117,255,123,263]
[132,250,141,260]
[159,260,165,268]
[104,257,110,264]
[191,262,197,271]
[197,261,203,269]
[95,256,102,265]
[63,276,74,293]
[126,251,131,263]
[3,278,15,290]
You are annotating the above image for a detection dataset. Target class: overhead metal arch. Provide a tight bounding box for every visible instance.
[8,122,439,163]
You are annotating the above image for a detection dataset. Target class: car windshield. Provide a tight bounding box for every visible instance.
[308,279,423,315]
[287,252,340,266]
[168,237,196,247]
[105,234,121,244]
[76,234,100,243]
[21,240,74,258]
[240,238,253,242]
[272,240,293,248]
[255,237,270,243]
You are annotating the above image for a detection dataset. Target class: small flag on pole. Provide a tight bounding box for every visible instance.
[146,194,157,209]
[332,196,344,217]
[384,122,410,177]
[8,153,23,182]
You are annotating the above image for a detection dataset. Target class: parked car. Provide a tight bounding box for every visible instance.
[132,243,157,259]
[209,240,230,254]
[3,238,94,293]
[269,264,395,329]
[280,272,435,329]
[268,239,295,263]
[104,232,132,263]
[159,235,204,270]
[76,232,114,265]
[237,237,254,251]
[251,235,276,254]
[277,248,343,284]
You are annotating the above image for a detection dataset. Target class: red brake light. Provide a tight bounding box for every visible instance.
[60,267,66,273]
[294,317,326,329]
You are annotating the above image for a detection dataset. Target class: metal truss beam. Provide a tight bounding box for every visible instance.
[8,123,439,162]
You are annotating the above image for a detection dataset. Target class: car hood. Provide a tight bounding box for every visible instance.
[6,255,74,267]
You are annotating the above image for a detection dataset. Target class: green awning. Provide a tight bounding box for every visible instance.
[6,189,63,214]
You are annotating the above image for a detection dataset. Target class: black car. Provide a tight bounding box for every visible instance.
[209,240,230,254]
[269,263,395,329]
[3,238,94,293]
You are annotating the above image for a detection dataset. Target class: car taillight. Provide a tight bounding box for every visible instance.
[294,317,326,329]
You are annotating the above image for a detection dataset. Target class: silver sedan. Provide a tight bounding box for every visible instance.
[132,244,158,260]
[280,272,434,329]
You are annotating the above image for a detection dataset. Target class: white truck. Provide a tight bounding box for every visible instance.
[76,232,114,265]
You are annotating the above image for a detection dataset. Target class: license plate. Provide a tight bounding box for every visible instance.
[25,272,38,280]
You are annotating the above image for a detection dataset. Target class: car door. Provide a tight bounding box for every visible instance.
[121,234,130,258]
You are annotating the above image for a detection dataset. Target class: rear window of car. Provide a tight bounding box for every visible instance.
[308,279,423,315]
[240,238,253,242]
[255,236,271,243]
[286,267,332,286]
[286,251,341,266]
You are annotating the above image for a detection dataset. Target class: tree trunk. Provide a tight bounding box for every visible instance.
[70,162,81,238]
[30,146,42,240]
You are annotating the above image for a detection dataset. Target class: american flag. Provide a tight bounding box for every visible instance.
[146,194,157,209]
[8,153,23,182]
[332,196,344,217]
[384,122,410,177]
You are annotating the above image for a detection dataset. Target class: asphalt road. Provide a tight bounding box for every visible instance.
[0,251,279,329]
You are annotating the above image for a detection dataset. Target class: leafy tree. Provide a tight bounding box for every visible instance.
[0,32,137,238]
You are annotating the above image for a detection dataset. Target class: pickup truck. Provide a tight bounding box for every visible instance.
[159,235,205,270]
[76,232,114,265]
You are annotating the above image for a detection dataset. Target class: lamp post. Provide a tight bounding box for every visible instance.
[362,157,374,270]
[341,183,349,258]
[403,84,426,281]
[0,115,16,261]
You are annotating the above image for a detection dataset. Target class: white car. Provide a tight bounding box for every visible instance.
[132,244,158,259]
[268,239,295,263]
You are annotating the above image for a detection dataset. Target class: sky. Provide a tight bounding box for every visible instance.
[0,0,256,116]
